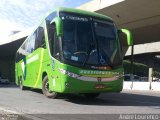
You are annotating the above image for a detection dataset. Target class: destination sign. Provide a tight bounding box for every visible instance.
[62,16,89,21]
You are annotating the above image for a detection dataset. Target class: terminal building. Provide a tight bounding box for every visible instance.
[0,0,160,84]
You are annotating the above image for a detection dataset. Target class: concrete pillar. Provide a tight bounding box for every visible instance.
[148,67,153,90]
[148,67,153,82]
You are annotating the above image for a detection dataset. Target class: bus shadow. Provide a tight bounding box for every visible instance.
[10,86,160,107]
[29,88,43,94]
[63,92,160,107]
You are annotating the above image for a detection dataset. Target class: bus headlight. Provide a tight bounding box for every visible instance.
[59,68,79,78]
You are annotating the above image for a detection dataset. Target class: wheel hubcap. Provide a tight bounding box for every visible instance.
[45,81,49,91]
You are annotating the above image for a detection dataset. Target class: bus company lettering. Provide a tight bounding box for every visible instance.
[27,54,39,64]
[79,70,120,75]
[65,16,88,21]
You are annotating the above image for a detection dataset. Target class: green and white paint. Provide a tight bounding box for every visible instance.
[15,7,132,94]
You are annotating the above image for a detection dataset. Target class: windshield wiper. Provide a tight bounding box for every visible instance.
[82,20,96,67]
[83,43,95,66]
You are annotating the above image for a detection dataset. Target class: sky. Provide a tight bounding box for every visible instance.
[0,0,91,43]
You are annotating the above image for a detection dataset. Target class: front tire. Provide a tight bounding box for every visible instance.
[42,76,57,98]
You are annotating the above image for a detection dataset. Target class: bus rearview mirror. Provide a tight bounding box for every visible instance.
[118,29,133,58]
[118,29,133,46]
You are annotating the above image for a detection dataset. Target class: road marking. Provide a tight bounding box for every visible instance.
[0,107,19,114]
[0,107,44,120]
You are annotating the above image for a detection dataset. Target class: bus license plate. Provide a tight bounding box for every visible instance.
[95,84,105,89]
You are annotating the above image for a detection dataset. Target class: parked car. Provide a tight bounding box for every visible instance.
[124,74,141,81]
[153,77,160,82]
[140,77,148,82]
[0,76,9,84]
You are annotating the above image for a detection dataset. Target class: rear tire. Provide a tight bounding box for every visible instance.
[83,93,100,99]
[42,76,57,98]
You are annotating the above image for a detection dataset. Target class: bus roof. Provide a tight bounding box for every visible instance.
[48,7,113,21]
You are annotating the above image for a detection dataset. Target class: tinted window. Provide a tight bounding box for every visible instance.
[62,19,96,64]
[16,40,29,62]
[94,19,121,66]
[27,33,36,53]
[16,51,22,62]
[48,24,55,54]
[35,23,45,49]
[16,23,45,63]
[47,23,60,59]
[60,12,121,68]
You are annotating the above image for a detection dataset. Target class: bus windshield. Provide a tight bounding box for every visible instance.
[60,13,122,67]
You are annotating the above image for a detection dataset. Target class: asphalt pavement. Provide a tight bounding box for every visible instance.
[0,84,160,120]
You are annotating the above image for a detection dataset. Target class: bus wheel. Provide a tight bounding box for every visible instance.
[42,76,57,98]
[83,93,100,99]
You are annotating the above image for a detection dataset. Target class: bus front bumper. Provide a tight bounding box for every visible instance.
[60,77,123,94]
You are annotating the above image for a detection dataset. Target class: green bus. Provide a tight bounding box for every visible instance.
[15,7,132,99]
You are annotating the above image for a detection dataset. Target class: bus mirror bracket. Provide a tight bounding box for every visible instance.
[50,17,63,37]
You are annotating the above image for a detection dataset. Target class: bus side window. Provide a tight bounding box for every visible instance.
[54,33,60,59]
[16,51,21,63]
[48,24,55,56]
[47,23,60,60]
[27,33,36,53]
[20,39,30,56]
[35,24,46,49]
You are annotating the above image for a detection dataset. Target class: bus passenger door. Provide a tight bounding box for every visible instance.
[47,23,62,92]
[32,24,46,88]
[25,33,37,86]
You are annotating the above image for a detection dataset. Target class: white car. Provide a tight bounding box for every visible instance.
[0,76,9,84]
